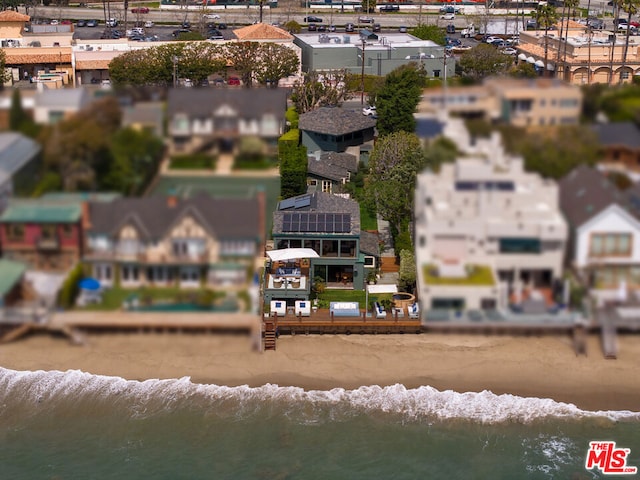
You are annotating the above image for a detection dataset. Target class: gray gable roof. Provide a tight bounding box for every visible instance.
[35,88,91,109]
[0,132,40,181]
[592,122,640,150]
[299,107,377,136]
[359,230,380,257]
[167,88,288,119]
[307,152,357,182]
[272,192,360,235]
[88,194,260,240]
[559,164,622,228]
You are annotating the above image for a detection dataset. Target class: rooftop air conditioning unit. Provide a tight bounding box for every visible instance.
[343,35,350,44]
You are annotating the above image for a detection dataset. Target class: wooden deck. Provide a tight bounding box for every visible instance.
[269,309,422,336]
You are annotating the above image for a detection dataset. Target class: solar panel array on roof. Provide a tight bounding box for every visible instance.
[282,212,351,233]
[278,197,296,210]
[294,195,311,209]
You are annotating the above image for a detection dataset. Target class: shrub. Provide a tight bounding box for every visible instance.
[285,107,299,129]
[57,263,84,309]
[169,154,214,169]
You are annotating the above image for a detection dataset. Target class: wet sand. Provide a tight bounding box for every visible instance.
[1,332,639,412]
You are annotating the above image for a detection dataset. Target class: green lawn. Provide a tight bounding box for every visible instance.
[423,264,496,286]
[169,154,216,170]
[316,289,392,309]
[80,287,222,311]
[360,203,378,231]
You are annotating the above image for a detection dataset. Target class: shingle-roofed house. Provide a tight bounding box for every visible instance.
[299,107,376,153]
[167,88,288,154]
[266,192,379,303]
[307,151,358,194]
[592,122,640,175]
[0,132,41,211]
[559,164,640,303]
[85,193,263,288]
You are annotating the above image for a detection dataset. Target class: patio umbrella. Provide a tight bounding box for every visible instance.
[78,277,101,291]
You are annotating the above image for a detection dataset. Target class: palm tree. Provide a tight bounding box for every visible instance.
[560,0,580,81]
[536,3,559,77]
[620,0,640,83]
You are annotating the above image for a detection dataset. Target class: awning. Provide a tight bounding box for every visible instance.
[267,248,320,262]
[366,284,398,294]
[527,56,536,64]
[534,60,545,67]
[517,53,527,61]
[546,62,556,70]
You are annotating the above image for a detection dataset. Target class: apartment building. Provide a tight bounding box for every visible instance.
[414,120,568,311]
[418,77,582,128]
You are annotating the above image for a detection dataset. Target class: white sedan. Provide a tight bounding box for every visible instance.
[501,47,518,55]
[440,13,455,20]
[203,13,221,19]
[362,105,377,116]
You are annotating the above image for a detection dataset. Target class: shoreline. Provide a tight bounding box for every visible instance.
[1,332,639,412]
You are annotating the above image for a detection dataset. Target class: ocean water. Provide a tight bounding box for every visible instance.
[1,368,639,479]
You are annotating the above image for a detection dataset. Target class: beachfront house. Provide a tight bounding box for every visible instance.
[591,122,640,177]
[559,164,640,305]
[83,193,263,289]
[166,88,288,155]
[266,192,379,304]
[0,198,85,272]
[414,119,568,314]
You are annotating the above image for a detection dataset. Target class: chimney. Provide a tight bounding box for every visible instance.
[81,201,91,229]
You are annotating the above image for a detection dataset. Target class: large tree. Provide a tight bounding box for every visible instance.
[225,41,260,87]
[254,43,299,87]
[535,3,559,78]
[620,0,640,83]
[458,44,514,82]
[0,49,10,86]
[375,63,424,136]
[365,132,428,232]
[290,70,351,113]
[409,24,446,45]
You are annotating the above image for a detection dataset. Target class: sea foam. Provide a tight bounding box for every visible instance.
[0,367,638,425]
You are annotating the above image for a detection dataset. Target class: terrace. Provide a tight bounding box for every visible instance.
[423,264,496,286]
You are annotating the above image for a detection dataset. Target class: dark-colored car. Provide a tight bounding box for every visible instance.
[373,23,381,32]
[526,19,537,30]
[86,19,98,27]
[379,4,399,12]
[76,19,86,27]
[304,16,322,23]
[181,20,191,29]
[345,23,355,32]
[131,7,150,13]
[446,23,455,34]
[308,23,317,31]
[317,24,326,32]
[172,28,190,37]
[217,22,227,29]
[586,17,604,29]
[208,29,223,40]
[358,16,374,23]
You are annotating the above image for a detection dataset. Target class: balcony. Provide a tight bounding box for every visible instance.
[36,236,60,251]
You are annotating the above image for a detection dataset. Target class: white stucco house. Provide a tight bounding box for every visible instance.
[414,119,568,313]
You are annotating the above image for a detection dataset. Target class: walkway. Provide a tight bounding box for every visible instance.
[376,214,399,282]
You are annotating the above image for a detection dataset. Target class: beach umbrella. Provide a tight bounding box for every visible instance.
[78,277,101,291]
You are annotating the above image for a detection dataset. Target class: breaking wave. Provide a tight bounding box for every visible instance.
[0,367,637,425]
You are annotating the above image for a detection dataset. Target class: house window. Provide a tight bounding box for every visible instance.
[498,238,541,254]
[321,180,332,193]
[62,224,74,238]
[589,233,632,257]
[364,256,376,268]
[41,225,56,239]
[7,224,24,241]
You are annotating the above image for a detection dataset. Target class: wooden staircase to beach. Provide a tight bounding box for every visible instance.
[380,256,399,273]
[263,319,277,351]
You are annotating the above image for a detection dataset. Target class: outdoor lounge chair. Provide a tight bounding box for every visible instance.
[295,300,311,317]
[408,302,420,319]
[270,300,286,317]
[374,301,387,319]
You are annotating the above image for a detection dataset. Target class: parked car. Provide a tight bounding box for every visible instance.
[440,12,455,20]
[345,23,355,32]
[172,28,190,37]
[131,7,149,13]
[76,19,86,27]
[86,19,98,27]
[379,4,399,11]
[304,16,322,23]
[144,20,154,28]
[50,19,59,25]
[217,22,227,29]
[181,20,191,29]
[106,18,118,27]
[373,23,381,32]
[526,19,537,30]
[440,5,461,13]
[203,13,221,19]
[398,25,407,33]
[208,29,223,40]
[446,24,455,34]
[501,47,518,55]
[227,76,240,86]
[308,23,317,31]
[328,24,336,32]
[317,24,326,31]
[362,105,377,116]
[586,17,604,29]
[359,16,374,23]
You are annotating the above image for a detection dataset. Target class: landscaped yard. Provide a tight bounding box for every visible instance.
[169,153,216,170]
[79,286,223,311]
[423,264,496,286]
[315,289,392,310]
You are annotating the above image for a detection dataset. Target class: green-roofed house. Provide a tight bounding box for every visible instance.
[0,199,84,272]
[0,259,26,307]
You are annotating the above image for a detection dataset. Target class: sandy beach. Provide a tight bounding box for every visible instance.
[1,332,639,412]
